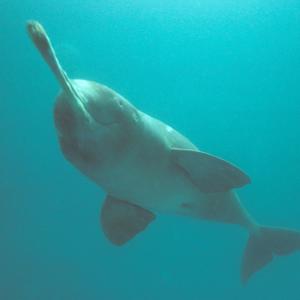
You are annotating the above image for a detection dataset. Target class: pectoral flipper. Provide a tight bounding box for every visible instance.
[100,196,156,246]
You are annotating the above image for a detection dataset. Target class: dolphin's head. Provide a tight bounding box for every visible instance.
[27,21,139,169]
[64,80,120,128]
[54,79,139,169]
[54,79,138,135]
[54,79,139,166]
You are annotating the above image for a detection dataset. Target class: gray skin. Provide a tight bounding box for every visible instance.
[27,21,300,283]
[56,80,254,226]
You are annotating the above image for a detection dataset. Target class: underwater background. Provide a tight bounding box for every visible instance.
[1,0,300,299]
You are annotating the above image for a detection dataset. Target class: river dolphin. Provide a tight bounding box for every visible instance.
[27,20,300,283]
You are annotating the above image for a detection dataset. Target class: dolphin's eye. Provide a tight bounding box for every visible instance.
[118,100,124,108]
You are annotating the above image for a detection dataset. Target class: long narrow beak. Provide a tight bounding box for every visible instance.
[26,20,90,119]
[26,21,75,95]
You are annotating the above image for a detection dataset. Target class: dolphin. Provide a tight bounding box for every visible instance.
[26,20,300,283]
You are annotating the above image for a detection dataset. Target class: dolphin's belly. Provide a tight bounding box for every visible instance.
[87,152,246,226]
[121,167,201,214]
[89,151,208,216]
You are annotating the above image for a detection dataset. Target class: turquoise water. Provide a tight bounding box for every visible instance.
[1,1,300,299]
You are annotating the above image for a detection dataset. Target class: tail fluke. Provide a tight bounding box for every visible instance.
[242,226,300,283]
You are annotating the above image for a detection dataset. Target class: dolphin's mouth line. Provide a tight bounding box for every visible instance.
[84,104,119,127]
[62,93,119,129]
[73,89,119,128]
[97,120,119,127]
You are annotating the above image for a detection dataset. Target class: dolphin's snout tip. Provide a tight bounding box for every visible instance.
[26,20,43,37]
[26,20,51,53]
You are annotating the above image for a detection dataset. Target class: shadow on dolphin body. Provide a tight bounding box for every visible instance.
[26,20,300,283]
